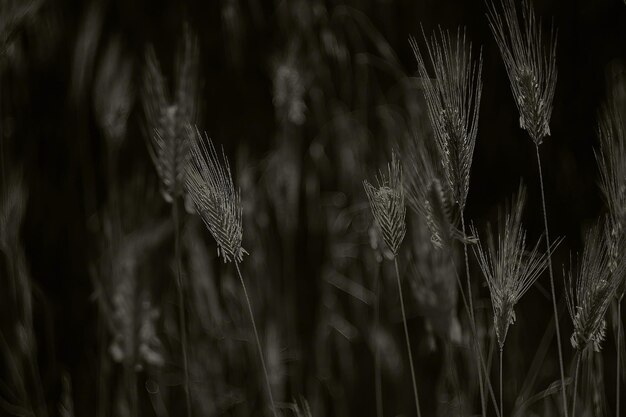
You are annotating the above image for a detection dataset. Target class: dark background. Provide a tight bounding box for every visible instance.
[2,0,626,416]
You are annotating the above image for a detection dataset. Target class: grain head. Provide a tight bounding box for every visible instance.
[142,25,200,203]
[364,152,407,257]
[486,0,557,144]
[473,184,556,348]
[186,127,247,263]
[410,27,483,210]
[566,221,625,352]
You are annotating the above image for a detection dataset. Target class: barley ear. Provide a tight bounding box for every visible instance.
[186,127,247,263]
[364,152,407,256]
[486,0,557,144]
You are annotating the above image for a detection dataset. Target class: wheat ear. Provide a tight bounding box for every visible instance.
[364,152,421,417]
[186,128,277,417]
[486,1,566,413]
[410,27,486,416]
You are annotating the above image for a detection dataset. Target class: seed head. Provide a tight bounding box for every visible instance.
[363,152,406,257]
[472,184,557,349]
[142,25,200,203]
[595,85,626,298]
[403,135,466,249]
[565,221,625,352]
[410,27,483,210]
[186,127,247,263]
[486,0,557,144]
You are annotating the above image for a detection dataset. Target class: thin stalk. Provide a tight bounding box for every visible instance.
[172,202,192,417]
[534,143,568,417]
[449,254,501,417]
[393,257,422,417]
[572,353,581,417]
[375,264,383,417]
[617,300,622,417]
[461,212,487,417]
[234,262,278,417]
[499,348,503,417]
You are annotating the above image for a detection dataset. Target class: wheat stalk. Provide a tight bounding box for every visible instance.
[403,134,466,250]
[486,0,557,145]
[485,2,566,413]
[410,27,486,416]
[566,221,624,354]
[565,221,624,415]
[595,90,626,298]
[143,25,199,204]
[472,184,558,417]
[410,27,482,211]
[142,25,200,417]
[594,72,626,417]
[364,152,406,256]
[186,127,247,263]
[185,128,278,417]
[363,152,421,417]
[473,184,557,349]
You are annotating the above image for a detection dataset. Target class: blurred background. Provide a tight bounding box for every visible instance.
[1,0,626,416]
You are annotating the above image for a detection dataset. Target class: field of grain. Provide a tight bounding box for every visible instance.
[1,1,626,416]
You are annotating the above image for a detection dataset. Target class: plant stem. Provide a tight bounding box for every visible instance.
[449,254,501,417]
[617,300,622,417]
[499,347,503,417]
[461,212,487,417]
[375,265,383,417]
[572,352,581,417]
[535,144,568,417]
[393,257,422,417]
[173,202,192,417]
[234,262,278,417]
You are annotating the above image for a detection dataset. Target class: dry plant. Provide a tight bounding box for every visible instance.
[485,1,565,413]
[486,0,557,145]
[186,127,247,264]
[142,24,200,417]
[363,152,422,417]
[185,127,277,417]
[363,153,406,258]
[403,133,463,250]
[596,82,626,299]
[565,221,625,416]
[409,27,482,213]
[410,26,485,416]
[595,71,626,417]
[472,184,557,417]
[143,24,200,204]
